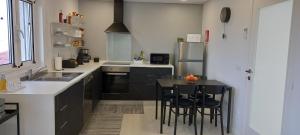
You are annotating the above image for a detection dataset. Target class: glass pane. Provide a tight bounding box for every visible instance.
[107,33,132,61]
[19,1,33,62]
[0,0,12,65]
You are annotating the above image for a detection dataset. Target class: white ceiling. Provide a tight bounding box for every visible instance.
[125,0,208,4]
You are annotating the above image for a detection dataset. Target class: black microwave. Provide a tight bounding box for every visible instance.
[150,53,170,65]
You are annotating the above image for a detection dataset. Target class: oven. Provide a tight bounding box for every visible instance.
[102,66,130,95]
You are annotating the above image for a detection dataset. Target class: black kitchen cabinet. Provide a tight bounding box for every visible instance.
[130,67,172,100]
[92,68,103,109]
[55,80,84,135]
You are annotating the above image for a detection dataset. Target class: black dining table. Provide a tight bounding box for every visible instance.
[155,78,233,134]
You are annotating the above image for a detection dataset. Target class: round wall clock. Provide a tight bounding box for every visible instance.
[220,7,231,23]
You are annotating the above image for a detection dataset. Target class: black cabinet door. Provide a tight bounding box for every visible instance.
[92,68,103,109]
[130,83,156,100]
[130,67,172,100]
[55,80,84,135]
[69,81,84,135]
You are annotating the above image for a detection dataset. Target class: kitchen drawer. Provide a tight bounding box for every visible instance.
[55,89,71,113]
[55,103,70,127]
[130,67,172,83]
[56,120,71,135]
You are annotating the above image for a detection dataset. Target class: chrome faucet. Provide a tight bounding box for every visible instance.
[27,66,47,80]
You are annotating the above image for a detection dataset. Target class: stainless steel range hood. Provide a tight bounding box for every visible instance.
[105,0,130,33]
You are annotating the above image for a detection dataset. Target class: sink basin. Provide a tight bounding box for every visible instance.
[30,72,82,82]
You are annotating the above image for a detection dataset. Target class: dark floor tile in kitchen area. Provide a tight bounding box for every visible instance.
[80,101,144,135]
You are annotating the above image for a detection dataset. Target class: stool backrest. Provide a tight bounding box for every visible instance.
[199,85,227,106]
[173,84,199,95]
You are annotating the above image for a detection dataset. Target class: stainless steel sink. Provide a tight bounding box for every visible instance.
[29,72,82,82]
[103,61,131,66]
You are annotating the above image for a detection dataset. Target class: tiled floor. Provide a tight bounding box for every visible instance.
[121,101,233,135]
[82,100,233,135]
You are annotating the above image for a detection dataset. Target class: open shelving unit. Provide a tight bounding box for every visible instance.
[51,22,84,48]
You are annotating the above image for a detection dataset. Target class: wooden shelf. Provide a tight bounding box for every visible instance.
[51,22,83,29]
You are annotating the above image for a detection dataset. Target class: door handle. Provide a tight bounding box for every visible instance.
[245,69,253,74]
[245,69,253,80]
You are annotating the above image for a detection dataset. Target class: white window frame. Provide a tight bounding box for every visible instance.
[0,0,42,73]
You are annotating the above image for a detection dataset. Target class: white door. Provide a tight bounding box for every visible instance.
[245,1,293,135]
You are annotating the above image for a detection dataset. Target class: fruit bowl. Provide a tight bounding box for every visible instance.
[184,74,199,84]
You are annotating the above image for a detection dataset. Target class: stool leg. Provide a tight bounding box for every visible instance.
[168,106,172,126]
[210,108,214,123]
[220,108,224,135]
[189,107,193,126]
[194,107,198,135]
[174,106,179,135]
[200,107,204,135]
[183,108,187,124]
[215,108,218,127]
[163,102,167,124]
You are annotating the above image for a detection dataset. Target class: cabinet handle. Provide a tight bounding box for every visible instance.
[106,73,128,76]
[60,121,68,129]
[59,105,68,112]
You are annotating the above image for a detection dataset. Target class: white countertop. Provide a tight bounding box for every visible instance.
[0,61,174,96]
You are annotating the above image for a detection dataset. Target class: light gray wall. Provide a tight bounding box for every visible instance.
[124,2,203,60]
[281,0,300,135]
[78,0,203,60]
[202,0,253,134]
[202,0,286,135]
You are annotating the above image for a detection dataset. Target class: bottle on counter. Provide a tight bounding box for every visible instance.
[67,13,72,24]
[59,10,63,23]
[0,74,7,92]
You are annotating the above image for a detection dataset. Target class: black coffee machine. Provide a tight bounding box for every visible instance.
[77,48,91,64]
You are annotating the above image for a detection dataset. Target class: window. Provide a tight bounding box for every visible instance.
[0,0,34,67]
[0,0,13,65]
[19,0,34,62]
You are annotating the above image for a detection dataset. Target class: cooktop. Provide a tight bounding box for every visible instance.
[32,72,82,82]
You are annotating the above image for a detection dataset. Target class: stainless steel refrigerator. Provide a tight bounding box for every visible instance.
[174,42,206,78]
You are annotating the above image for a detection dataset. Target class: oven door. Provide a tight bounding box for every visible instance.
[103,72,129,94]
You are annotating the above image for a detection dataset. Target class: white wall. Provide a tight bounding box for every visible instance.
[201,0,285,134]
[281,0,300,135]
[202,0,253,134]
[125,2,203,60]
[78,0,203,60]
[39,0,79,69]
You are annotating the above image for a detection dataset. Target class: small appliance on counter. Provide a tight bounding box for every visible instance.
[77,48,91,64]
[62,59,78,68]
[94,57,100,63]
[150,53,170,65]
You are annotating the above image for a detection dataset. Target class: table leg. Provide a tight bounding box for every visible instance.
[155,81,158,119]
[17,104,20,135]
[227,88,232,133]
[160,92,164,134]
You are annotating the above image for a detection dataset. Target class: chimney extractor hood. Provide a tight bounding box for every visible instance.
[105,0,130,33]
